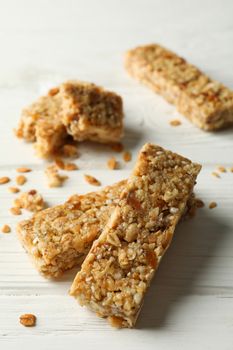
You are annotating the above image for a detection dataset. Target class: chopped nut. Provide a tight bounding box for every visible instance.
[195,198,205,208]
[16,167,32,173]
[16,175,27,186]
[209,201,217,209]
[111,142,124,153]
[1,224,11,233]
[10,207,22,215]
[8,186,20,193]
[19,314,36,327]
[48,87,59,96]
[84,174,101,186]
[169,119,181,126]
[0,177,10,185]
[62,144,78,158]
[45,165,68,187]
[123,151,132,162]
[64,162,78,171]
[55,158,65,169]
[14,190,45,212]
[212,172,220,178]
[107,157,118,170]
[217,166,226,173]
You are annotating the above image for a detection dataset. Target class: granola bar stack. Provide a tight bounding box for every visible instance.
[17,143,201,328]
[16,81,124,158]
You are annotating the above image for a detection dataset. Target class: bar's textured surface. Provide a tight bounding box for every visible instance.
[61,81,124,143]
[125,44,233,131]
[16,87,68,158]
[17,180,125,277]
[70,143,201,327]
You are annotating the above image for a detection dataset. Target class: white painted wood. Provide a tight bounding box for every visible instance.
[0,0,233,349]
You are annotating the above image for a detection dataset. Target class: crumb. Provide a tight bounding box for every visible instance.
[1,224,11,233]
[16,175,27,186]
[169,119,181,126]
[55,158,65,170]
[64,162,78,171]
[209,201,217,209]
[84,174,101,186]
[110,142,124,153]
[8,187,20,193]
[217,166,226,173]
[62,144,78,158]
[48,87,59,96]
[212,172,220,178]
[10,207,22,215]
[16,167,32,173]
[107,157,118,170]
[14,190,45,212]
[123,151,132,162]
[195,198,205,208]
[0,177,10,185]
[45,165,68,187]
[108,316,124,328]
[19,314,36,327]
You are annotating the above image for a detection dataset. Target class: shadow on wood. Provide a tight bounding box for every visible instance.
[136,208,231,329]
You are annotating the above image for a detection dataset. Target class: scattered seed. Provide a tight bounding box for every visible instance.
[107,157,118,170]
[169,119,181,126]
[55,158,65,170]
[212,172,220,178]
[48,87,59,96]
[1,224,11,233]
[217,166,226,173]
[16,175,27,186]
[8,186,20,193]
[0,177,10,185]
[195,198,205,208]
[64,163,78,171]
[19,314,36,327]
[16,167,31,173]
[111,143,124,153]
[10,207,22,215]
[62,144,78,158]
[123,151,132,162]
[209,201,217,209]
[84,174,101,186]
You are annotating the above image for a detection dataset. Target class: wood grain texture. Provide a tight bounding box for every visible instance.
[0,0,233,349]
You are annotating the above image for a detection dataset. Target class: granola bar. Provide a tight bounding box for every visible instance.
[60,81,124,143]
[16,87,68,158]
[70,143,201,328]
[17,180,126,277]
[125,44,233,131]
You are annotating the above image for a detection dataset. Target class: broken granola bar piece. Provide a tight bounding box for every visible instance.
[17,181,126,277]
[16,87,68,158]
[70,143,201,328]
[125,44,233,131]
[60,81,124,143]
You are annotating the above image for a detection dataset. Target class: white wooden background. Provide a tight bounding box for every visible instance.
[0,0,233,349]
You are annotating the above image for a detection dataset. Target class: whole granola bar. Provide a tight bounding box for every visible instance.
[125,44,233,131]
[17,180,125,277]
[16,87,68,158]
[60,81,124,143]
[70,143,201,328]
